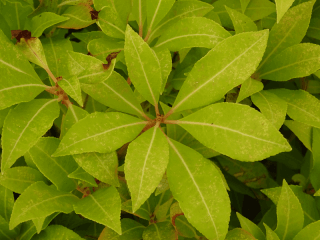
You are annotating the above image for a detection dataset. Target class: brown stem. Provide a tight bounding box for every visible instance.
[144,30,151,42]
[163,119,179,125]
[127,77,132,85]
[163,108,174,119]
[139,24,143,37]
[155,103,160,117]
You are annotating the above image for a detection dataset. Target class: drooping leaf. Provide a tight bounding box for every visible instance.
[293,220,320,240]
[225,228,256,239]
[178,103,291,161]
[87,38,124,62]
[154,17,231,51]
[284,120,312,150]
[9,181,79,230]
[53,112,146,157]
[59,76,83,106]
[264,224,280,240]
[236,78,264,103]
[125,25,162,106]
[31,225,83,240]
[73,152,119,187]
[170,30,269,114]
[275,0,295,23]
[142,222,175,240]
[74,186,121,234]
[0,185,13,222]
[1,99,60,171]
[27,137,78,192]
[0,166,48,194]
[0,30,47,110]
[226,6,257,33]
[167,139,230,240]
[68,167,98,187]
[251,90,287,130]
[125,126,169,212]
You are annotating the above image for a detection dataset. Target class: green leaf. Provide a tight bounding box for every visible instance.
[0,185,13,222]
[225,228,256,239]
[73,31,106,44]
[293,220,320,240]
[74,186,121,234]
[31,225,83,240]
[251,90,287,130]
[274,181,304,240]
[284,120,312,150]
[1,99,60,171]
[68,167,98,187]
[178,103,291,161]
[59,76,83,106]
[256,1,314,71]
[237,78,264,103]
[58,5,96,29]
[131,0,147,32]
[153,48,172,94]
[270,89,320,128]
[263,224,280,240]
[121,199,151,220]
[30,12,69,37]
[226,6,258,33]
[19,221,37,240]
[311,128,320,191]
[68,51,115,84]
[125,126,169,212]
[0,30,46,110]
[0,215,19,240]
[125,25,162,106]
[99,218,145,240]
[259,43,320,81]
[73,152,119,187]
[27,137,78,192]
[9,181,79,230]
[53,112,146,157]
[81,71,145,117]
[275,0,295,23]
[142,222,175,240]
[87,38,124,62]
[307,18,320,40]
[240,0,251,12]
[167,139,230,240]
[154,17,231,51]
[32,212,59,234]
[171,30,269,113]
[0,166,48,194]
[237,213,265,240]
[61,105,89,138]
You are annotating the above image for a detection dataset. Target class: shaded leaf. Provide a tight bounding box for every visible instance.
[121,200,151,220]
[284,120,312,151]
[87,38,124,62]
[237,213,265,240]
[237,78,264,103]
[263,224,280,240]
[19,221,37,240]
[31,225,83,240]
[293,220,320,240]
[142,222,175,240]
[225,228,256,239]
[153,48,172,94]
[226,6,257,33]
[59,76,83,106]
[307,18,320,40]
[0,215,19,240]
[68,167,98,187]
[0,185,13,222]
[311,128,320,191]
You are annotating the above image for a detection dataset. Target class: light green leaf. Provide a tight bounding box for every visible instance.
[142,222,175,240]
[53,112,146,157]
[171,30,269,113]
[225,228,256,239]
[147,0,213,43]
[125,25,162,106]
[27,137,78,192]
[274,181,304,240]
[251,90,287,130]
[240,0,251,13]
[58,5,96,29]
[131,0,147,32]
[81,71,145,117]
[307,18,320,40]
[293,220,320,240]
[73,152,119,187]
[178,103,291,161]
[311,128,320,191]
[0,166,48,194]
[68,167,98,187]
[73,31,106,44]
[74,186,121,234]
[0,30,46,110]
[237,78,264,103]
[9,181,79,230]
[167,139,230,240]
[226,6,257,33]
[32,212,59,234]
[31,225,83,240]
[259,43,320,81]
[99,218,145,240]
[153,48,172,94]
[87,38,124,62]
[270,89,320,128]
[59,76,83,106]
[264,224,280,240]
[1,99,60,171]
[154,17,231,51]
[257,1,314,71]
[275,0,295,23]
[68,51,115,84]
[284,120,312,150]
[31,12,69,37]
[0,215,19,240]
[237,212,266,240]
[0,107,11,131]
[125,126,169,212]
[61,105,89,138]
[0,185,13,222]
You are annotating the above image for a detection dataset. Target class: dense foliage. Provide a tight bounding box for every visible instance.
[0,0,320,239]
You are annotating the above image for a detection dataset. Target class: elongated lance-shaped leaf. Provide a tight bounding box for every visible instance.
[125,126,169,212]
[154,17,231,51]
[153,48,172,94]
[19,221,37,240]
[275,0,295,23]
[251,90,287,130]
[284,120,312,151]
[32,212,59,234]
[124,25,162,106]
[87,38,124,62]
[61,105,89,138]
[237,78,264,103]
[275,180,304,240]
[225,228,256,239]
[236,213,266,240]
[53,112,147,157]
[311,128,320,191]
[59,76,83,106]
[0,185,13,223]
[167,139,230,240]
[0,30,46,110]
[226,6,257,33]
[121,199,151,220]
[9,181,79,230]
[73,152,119,187]
[58,5,96,29]
[68,167,98,187]
[142,222,175,240]
[74,186,121,234]
[0,166,48,194]
[177,103,291,161]
[293,220,320,240]
[170,30,269,114]
[307,18,320,40]
[269,89,320,128]
[81,71,145,117]
[264,224,280,240]
[0,215,19,240]
[27,137,78,192]
[132,0,147,32]
[31,225,83,240]
[1,99,60,171]
[259,43,320,81]
[240,0,251,12]
[256,0,314,72]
